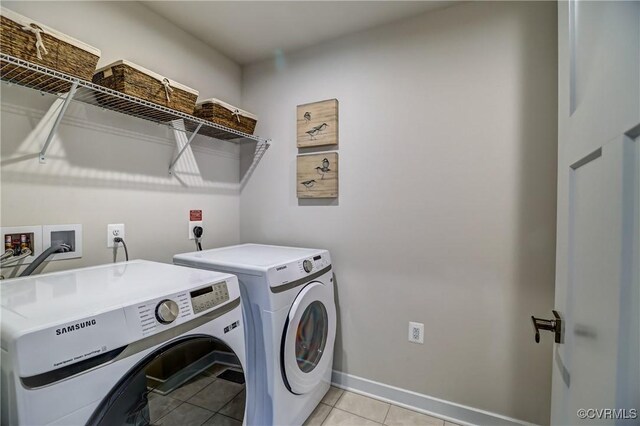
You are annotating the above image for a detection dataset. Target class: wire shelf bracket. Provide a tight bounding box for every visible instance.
[240,139,271,190]
[38,81,78,163]
[169,122,202,175]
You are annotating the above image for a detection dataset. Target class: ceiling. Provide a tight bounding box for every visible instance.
[142,1,454,65]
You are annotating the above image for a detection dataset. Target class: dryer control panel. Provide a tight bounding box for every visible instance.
[297,254,330,275]
[268,250,332,291]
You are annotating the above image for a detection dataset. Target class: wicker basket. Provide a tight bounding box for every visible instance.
[92,60,199,119]
[0,7,101,92]
[194,98,257,139]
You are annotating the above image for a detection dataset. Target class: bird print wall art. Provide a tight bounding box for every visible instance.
[306,123,329,140]
[297,153,338,198]
[297,99,338,148]
[315,157,331,179]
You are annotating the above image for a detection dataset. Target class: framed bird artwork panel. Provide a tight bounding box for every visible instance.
[297,99,339,148]
[297,152,339,198]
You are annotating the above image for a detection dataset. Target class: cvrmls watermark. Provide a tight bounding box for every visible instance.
[577,409,638,420]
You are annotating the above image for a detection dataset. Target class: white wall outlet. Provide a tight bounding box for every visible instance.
[107,224,125,248]
[409,322,424,344]
[188,221,203,240]
[42,224,82,260]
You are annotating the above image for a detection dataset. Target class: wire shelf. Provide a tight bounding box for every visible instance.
[0,54,270,145]
[1,53,270,175]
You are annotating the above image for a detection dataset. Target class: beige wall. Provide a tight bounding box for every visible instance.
[1,1,242,277]
[240,2,557,424]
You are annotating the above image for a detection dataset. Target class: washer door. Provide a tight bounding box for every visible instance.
[87,336,246,426]
[282,281,336,395]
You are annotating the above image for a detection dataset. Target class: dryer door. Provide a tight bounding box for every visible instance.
[281,281,336,395]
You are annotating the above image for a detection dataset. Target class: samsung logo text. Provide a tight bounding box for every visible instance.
[56,319,97,335]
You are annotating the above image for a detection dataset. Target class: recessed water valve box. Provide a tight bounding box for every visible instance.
[42,224,82,261]
[1,225,43,264]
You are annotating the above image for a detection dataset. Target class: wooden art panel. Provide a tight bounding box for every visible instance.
[297,152,338,198]
[296,99,338,148]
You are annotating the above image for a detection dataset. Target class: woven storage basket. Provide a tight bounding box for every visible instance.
[92,60,199,120]
[0,7,101,92]
[194,98,257,139]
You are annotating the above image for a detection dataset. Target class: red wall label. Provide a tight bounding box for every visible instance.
[190,210,202,221]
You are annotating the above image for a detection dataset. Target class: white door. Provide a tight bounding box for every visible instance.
[282,281,336,395]
[551,1,640,425]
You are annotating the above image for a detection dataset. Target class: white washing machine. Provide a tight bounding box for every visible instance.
[174,244,336,426]
[1,260,251,425]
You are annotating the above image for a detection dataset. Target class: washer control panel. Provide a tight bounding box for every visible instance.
[129,281,230,337]
[134,292,191,336]
[190,281,229,314]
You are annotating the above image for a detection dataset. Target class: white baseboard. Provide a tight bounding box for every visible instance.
[331,370,537,426]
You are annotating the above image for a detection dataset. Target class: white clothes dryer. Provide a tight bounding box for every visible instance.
[1,260,251,425]
[174,244,336,426]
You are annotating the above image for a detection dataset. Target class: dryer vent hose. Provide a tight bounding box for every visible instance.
[19,243,71,277]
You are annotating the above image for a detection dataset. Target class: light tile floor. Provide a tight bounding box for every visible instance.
[304,387,460,426]
[148,379,457,426]
[149,371,244,426]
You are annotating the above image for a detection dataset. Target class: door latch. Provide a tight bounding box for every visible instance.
[531,310,562,344]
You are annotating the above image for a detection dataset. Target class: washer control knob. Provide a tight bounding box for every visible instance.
[303,259,313,273]
[155,299,179,324]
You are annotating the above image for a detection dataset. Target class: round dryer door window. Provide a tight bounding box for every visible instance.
[282,281,336,395]
[296,301,328,373]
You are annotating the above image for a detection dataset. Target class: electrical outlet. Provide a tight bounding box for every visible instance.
[408,322,424,344]
[188,221,203,240]
[107,224,125,248]
[188,209,203,240]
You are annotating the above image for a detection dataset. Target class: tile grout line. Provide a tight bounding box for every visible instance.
[333,389,347,407]
[153,372,244,425]
[319,406,332,426]
[382,403,391,425]
[338,390,391,423]
[184,379,244,419]
[215,412,244,424]
[314,404,333,426]
[152,394,185,424]
[319,389,345,426]
[200,408,218,426]
[335,388,448,425]
[328,406,386,425]
[156,401,217,425]
[217,387,245,415]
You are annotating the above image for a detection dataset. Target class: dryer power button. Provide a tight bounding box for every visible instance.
[156,299,180,324]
